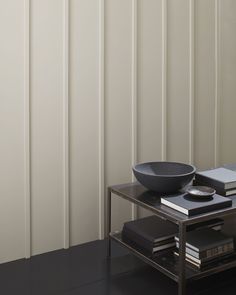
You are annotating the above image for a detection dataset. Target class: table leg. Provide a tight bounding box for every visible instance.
[178,222,186,295]
[106,187,112,257]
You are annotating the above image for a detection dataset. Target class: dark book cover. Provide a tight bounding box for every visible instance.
[122,227,174,248]
[123,215,178,244]
[161,193,232,216]
[122,232,175,254]
[195,168,236,190]
[187,218,224,232]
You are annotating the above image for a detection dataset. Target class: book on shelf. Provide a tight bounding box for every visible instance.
[193,179,236,196]
[195,167,236,190]
[123,215,178,244]
[122,233,175,254]
[174,251,235,269]
[175,241,234,260]
[122,215,178,254]
[161,193,232,216]
[187,218,224,232]
[122,228,175,251]
[175,228,234,260]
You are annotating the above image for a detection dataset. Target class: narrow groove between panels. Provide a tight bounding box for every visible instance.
[189,0,195,165]
[24,0,31,259]
[161,0,167,161]
[63,0,70,249]
[98,0,105,239]
[131,0,138,220]
[214,0,220,167]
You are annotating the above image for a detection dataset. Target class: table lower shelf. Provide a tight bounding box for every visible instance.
[109,232,236,282]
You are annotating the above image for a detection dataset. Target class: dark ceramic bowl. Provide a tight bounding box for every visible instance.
[132,161,196,193]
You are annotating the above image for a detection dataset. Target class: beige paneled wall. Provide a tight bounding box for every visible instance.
[194,0,216,169]
[30,0,64,256]
[137,0,164,218]
[137,0,163,163]
[0,0,236,263]
[0,0,26,263]
[69,0,100,246]
[220,0,236,164]
[105,0,134,231]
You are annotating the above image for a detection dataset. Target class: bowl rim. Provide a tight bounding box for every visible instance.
[132,161,196,178]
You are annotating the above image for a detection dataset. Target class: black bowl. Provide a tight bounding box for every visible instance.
[132,161,196,193]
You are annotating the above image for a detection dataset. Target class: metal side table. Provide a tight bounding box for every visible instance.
[105,182,236,295]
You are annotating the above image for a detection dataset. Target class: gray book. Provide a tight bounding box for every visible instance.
[195,168,236,190]
[223,163,236,172]
[161,193,232,216]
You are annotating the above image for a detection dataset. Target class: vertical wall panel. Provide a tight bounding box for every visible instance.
[98,0,105,239]
[131,0,138,220]
[219,0,236,164]
[105,0,133,230]
[167,0,190,162]
[137,0,163,217]
[70,0,100,245]
[137,0,163,163]
[194,0,216,169]
[62,0,69,249]
[31,0,64,255]
[0,0,26,263]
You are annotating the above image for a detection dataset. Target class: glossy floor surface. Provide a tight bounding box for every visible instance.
[0,239,236,295]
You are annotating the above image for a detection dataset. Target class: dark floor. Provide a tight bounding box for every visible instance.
[1,240,236,295]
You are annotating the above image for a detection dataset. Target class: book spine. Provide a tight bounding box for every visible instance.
[122,227,155,247]
[175,242,199,258]
[202,242,234,259]
[122,232,154,253]
[175,236,233,252]
[123,225,154,243]
[176,241,234,260]
[189,199,232,216]
[175,251,236,269]
[193,180,236,196]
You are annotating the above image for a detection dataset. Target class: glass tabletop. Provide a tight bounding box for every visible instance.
[109,182,236,225]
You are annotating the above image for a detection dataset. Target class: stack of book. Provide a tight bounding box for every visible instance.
[175,228,235,269]
[122,216,178,255]
[194,167,236,196]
